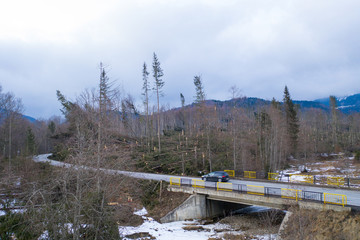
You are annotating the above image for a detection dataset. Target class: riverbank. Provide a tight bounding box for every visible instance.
[119,206,283,240]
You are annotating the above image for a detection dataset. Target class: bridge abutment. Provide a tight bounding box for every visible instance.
[160,194,248,223]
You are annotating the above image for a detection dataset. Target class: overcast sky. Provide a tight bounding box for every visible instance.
[1,0,360,119]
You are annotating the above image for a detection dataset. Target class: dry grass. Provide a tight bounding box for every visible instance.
[182,225,209,231]
[280,207,360,240]
[219,210,285,236]
[147,190,191,221]
[208,233,257,240]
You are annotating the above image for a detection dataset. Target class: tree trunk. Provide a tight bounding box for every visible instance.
[156,87,161,153]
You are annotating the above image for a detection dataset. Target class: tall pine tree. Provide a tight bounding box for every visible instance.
[193,75,205,104]
[180,93,185,107]
[329,95,338,151]
[152,53,164,153]
[283,86,299,157]
[26,127,36,156]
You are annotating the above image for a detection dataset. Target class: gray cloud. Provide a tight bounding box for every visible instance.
[1,0,360,118]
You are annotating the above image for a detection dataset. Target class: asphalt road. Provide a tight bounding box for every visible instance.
[33,154,360,207]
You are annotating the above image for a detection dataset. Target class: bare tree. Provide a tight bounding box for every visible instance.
[142,62,151,152]
[0,90,24,173]
[228,85,242,170]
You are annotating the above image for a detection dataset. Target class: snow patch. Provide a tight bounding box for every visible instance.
[337,105,355,109]
[119,218,251,240]
[338,96,348,101]
[134,207,148,216]
[38,231,49,240]
[320,166,336,171]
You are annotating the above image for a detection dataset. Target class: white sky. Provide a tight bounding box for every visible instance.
[1,0,360,119]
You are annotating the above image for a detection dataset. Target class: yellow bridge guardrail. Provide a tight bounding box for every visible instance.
[290,174,314,184]
[170,177,181,186]
[244,171,256,179]
[217,182,233,191]
[172,176,348,208]
[281,188,302,201]
[247,185,264,195]
[192,179,205,188]
[324,193,347,207]
[327,177,345,186]
[268,172,279,181]
[224,170,235,177]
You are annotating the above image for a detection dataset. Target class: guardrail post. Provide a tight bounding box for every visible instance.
[347,178,350,187]
[285,174,290,182]
[170,177,181,186]
[224,170,235,177]
[323,193,347,207]
[244,171,257,179]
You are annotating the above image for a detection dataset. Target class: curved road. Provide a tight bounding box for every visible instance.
[33,154,360,207]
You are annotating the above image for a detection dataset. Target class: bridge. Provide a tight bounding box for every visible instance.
[34,154,360,223]
[160,177,357,222]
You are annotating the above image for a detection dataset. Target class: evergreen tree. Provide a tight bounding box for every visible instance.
[194,75,205,104]
[99,62,113,113]
[255,110,271,171]
[271,97,281,109]
[56,90,75,119]
[97,62,114,192]
[152,53,164,153]
[283,86,299,157]
[330,95,338,150]
[179,93,186,131]
[193,75,213,171]
[26,127,36,156]
[180,93,185,108]
[48,121,56,135]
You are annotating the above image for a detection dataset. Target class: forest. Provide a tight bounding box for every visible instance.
[1,55,360,238]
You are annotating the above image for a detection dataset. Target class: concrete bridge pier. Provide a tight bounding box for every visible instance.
[160,194,248,223]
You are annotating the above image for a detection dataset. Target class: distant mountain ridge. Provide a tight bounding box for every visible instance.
[23,114,37,123]
[0,109,37,123]
[201,93,360,114]
[20,93,360,121]
[314,93,360,113]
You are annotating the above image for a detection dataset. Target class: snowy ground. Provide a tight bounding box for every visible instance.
[36,207,276,240]
[275,154,360,187]
[119,207,277,240]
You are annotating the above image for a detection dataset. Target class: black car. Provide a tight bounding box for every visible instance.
[201,171,230,182]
